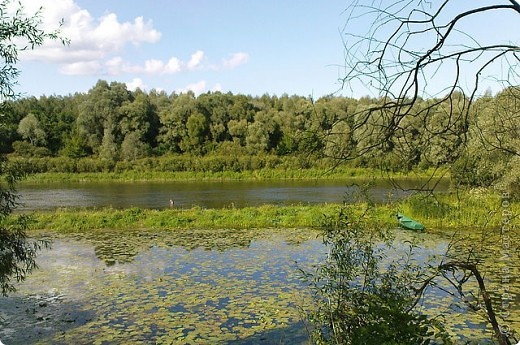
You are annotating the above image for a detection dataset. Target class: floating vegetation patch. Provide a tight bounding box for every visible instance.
[0,226,517,344]
[1,228,322,344]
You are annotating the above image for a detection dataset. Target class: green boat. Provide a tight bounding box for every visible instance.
[396,213,425,231]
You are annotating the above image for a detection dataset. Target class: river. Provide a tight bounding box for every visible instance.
[1,178,518,344]
[17,177,448,210]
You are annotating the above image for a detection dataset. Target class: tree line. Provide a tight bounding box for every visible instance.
[2,79,519,190]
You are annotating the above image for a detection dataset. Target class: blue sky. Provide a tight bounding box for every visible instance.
[16,0,349,98]
[15,1,520,99]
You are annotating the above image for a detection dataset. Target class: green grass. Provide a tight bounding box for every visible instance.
[21,190,518,234]
[395,190,513,230]
[20,167,448,183]
[24,204,341,232]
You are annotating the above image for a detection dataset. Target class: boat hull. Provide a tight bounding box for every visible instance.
[396,213,425,231]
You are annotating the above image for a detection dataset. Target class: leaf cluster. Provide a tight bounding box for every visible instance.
[0,0,65,295]
[301,206,448,344]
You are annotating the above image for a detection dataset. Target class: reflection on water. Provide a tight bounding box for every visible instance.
[1,229,322,344]
[0,226,517,344]
[17,178,450,211]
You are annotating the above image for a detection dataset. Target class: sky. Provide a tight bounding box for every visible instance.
[15,0,350,99]
[13,1,520,100]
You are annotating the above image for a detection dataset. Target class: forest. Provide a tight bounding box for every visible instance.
[2,79,519,194]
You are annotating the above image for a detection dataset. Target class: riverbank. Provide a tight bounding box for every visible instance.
[21,166,447,183]
[22,191,518,234]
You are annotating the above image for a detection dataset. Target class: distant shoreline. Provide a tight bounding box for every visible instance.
[20,166,447,183]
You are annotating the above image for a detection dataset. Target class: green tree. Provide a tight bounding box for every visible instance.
[276,95,313,155]
[245,109,282,153]
[119,89,158,159]
[197,91,234,144]
[77,80,131,156]
[99,121,119,163]
[181,111,209,154]
[305,1,520,344]
[333,1,520,174]
[17,113,46,146]
[158,92,196,153]
[61,127,90,158]
[227,118,248,146]
[34,95,78,154]
[302,207,443,344]
[119,90,159,147]
[451,87,520,195]
[0,0,66,295]
[120,131,148,161]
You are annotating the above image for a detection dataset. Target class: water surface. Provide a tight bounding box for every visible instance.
[17,178,448,210]
[0,227,517,344]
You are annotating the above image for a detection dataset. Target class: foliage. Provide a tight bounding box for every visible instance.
[17,113,46,146]
[325,3,520,341]
[0,156,48,296]
[301,206,446,344]
[0,0,66,295]
[14,189,516,234]
[24,204,339,232]
[0,80,517,192]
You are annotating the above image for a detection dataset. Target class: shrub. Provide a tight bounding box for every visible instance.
[301,207,446,344]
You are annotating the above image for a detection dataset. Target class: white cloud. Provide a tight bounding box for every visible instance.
[177,80,207,95]
[122,51,246,76]
[60,61,101,75]
[126,78,146,91]
[165,57,182,73]
[16,0,248,78]
[143,59,166,74]
[187,50,205,70]
[105,57,126,75]
[176,81,223,95]
[19,0,161,64]
[222,52,249,69]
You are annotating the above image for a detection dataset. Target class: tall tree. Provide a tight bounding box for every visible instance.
[158,91,196,153]
[77,80,131,156]
[0,0,67,295]
[119,89,158,160]
[311,1,520,343]
[17,113,46,146]
[337,0,520,175]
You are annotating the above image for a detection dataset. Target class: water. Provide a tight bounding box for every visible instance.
[0,227,518,344]
[4,178,518,344]
[17,178,448,210]
[1,229,322,344]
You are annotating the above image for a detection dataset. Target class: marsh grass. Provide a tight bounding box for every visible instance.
[22,189,518,234]
[25,204,344,232]
[396,191,512,230]
[21,167,444,183]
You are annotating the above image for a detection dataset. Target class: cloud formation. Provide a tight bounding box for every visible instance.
[222,53,249,69]
[18,0,248,77]
[19,0,161,64]
[126,78,146,91]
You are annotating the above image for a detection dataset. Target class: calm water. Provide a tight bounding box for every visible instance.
[5,178,518,344]
[1,228,517,344]
[17,178,448,210]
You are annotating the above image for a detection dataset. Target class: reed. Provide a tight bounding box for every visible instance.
[20,167,446,183]
[25,204,344,232]
[23,190,517,234]
[395,190,513,230]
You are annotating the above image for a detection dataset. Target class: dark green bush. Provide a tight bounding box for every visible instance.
[301,207,447,344]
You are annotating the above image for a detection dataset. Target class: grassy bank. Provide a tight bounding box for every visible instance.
[21,191,518,234]
[21,166,447,183]
[25,204,340,232]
